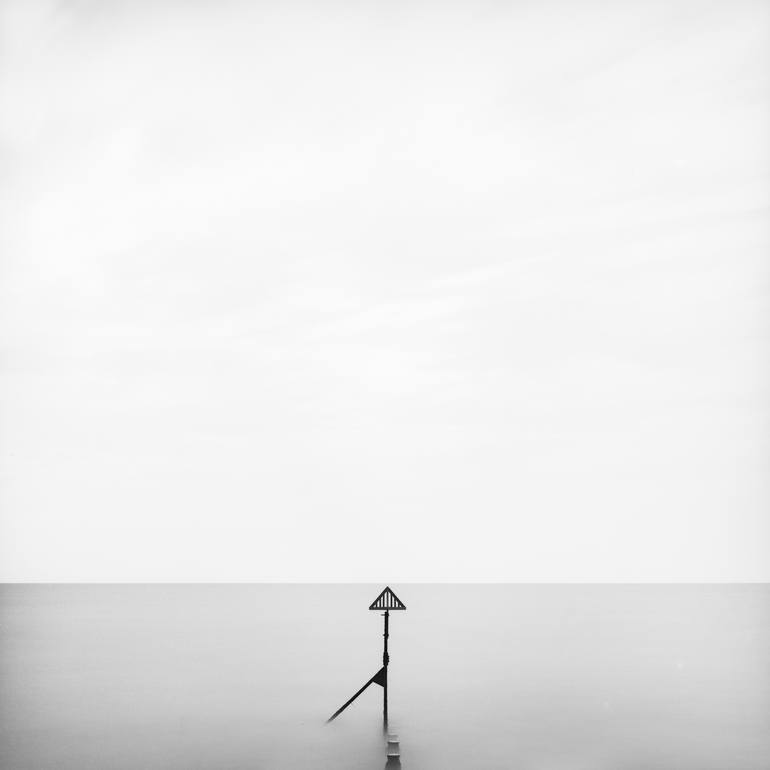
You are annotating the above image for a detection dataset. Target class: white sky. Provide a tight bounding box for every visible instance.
[0,0,768,581]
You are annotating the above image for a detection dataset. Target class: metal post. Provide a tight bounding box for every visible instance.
[326,587,404,729]
[383,609,389,732]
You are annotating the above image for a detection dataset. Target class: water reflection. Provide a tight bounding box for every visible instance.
[384,731,401,768]
[385,732,401,768]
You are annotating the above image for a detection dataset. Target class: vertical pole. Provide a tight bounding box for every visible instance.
[383,609,389,732]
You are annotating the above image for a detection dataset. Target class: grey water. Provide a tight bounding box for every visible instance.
[1,584,768,770]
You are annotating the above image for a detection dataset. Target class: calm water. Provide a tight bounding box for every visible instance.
[1,585,768,769]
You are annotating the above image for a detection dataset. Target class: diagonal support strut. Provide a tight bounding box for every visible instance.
[326,667,386,723]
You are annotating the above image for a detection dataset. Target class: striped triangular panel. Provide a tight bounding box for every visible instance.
[368,586,406,610]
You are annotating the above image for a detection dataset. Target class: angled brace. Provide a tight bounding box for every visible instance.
[326,667,386,723]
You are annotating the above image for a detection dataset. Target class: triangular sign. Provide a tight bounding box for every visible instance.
[369,586,406,610]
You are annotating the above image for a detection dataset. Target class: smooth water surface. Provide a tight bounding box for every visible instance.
[1,585,768,769]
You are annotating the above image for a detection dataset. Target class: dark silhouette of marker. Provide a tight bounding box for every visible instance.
[327,586,406,732]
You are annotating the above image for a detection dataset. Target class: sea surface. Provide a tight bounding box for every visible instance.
[1,584,768,770]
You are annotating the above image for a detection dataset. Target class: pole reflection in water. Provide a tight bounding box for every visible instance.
[385,732,401,767]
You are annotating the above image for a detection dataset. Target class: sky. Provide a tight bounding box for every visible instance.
[0,0,768,581]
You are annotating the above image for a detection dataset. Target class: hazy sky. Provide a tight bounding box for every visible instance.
[1,0,768,581]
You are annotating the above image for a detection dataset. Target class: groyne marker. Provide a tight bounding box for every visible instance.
[326,586,406,732]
